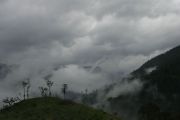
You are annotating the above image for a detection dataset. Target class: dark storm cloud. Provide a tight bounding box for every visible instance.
[0,0,180,59]
[0,0,93,58]
[0,0,180,99]
[89,0,180,19]
[88,0,154,19]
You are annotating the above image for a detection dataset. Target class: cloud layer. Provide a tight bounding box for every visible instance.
[0,0,180,99]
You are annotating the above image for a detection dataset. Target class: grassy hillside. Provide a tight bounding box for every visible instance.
[0,97,121,120]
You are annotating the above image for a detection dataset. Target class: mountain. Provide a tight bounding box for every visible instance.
[133,45,180,84]
[108,45,180,120]
[132,45,180,111]
[0,97,121,120]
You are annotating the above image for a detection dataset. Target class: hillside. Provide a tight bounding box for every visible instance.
[108,45,180,120]
[0,97,121,120]
[132,45,180,111]
[133,45,180,91]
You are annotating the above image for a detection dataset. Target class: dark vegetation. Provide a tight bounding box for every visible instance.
[133,45,180,98]
[109,45,180,120]
[133,45,180,111]
[137,103,180,120]
[62,84,68,99]
[0,97,121,120]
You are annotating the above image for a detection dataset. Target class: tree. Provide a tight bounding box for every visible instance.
[26,78,31,99]
[62,84,68,99]
[44,74,53,96]
[2,97,20,106]
[22,81,28,100]
[46,80,53,96]
[39,87,48,97]
[22,78,31,100]
[26,84,31,99]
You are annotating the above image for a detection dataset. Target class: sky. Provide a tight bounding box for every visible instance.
[0,0,180,100]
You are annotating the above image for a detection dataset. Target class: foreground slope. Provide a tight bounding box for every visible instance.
[0,97,121,120]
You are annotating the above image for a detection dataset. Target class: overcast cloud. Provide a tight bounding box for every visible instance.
[0,0,180,100]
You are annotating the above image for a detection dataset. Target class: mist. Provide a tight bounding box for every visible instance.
[0,0,180,120]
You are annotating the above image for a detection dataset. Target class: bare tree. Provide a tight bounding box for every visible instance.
[62,84,68,99]
[39,87,48,97]
[26,78,31,99]
[22,81,28,100]
[44,74,53,96]
[46,80,53,96]
[22,78,31,100]
[2,97,20,106]
[26,84,30,99]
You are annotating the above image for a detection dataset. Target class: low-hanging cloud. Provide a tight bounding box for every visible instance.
[106,79,143,98]
[0,0,180,100]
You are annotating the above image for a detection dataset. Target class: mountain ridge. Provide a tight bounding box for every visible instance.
[108,45,180,120]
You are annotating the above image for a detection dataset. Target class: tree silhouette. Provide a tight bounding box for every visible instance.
[44,74,53,96]
[62,84,68,99]
[46,80,53,96]
[2,97,20,106]
[22,79,31,100]
[26,84,31,99]
[22,81,28,100]
[39,87,48,97]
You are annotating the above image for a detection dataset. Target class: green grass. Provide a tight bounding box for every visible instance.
[0,97,121,120]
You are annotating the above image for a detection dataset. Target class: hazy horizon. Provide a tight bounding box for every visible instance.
[0,0,180,102]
